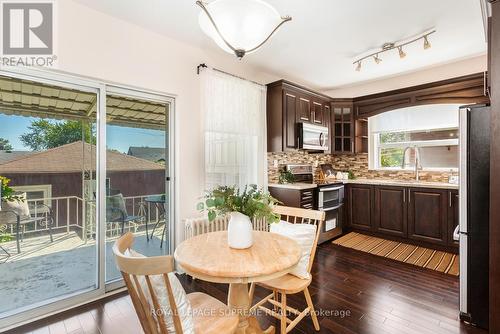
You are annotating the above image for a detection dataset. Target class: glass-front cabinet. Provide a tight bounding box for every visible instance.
[332,101,354,154]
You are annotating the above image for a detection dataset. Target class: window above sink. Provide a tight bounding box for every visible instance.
[368,104,460,172]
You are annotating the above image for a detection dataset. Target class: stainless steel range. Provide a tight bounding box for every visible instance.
[281,164,344,243]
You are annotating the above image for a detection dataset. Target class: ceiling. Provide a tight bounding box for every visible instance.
[73,0,487,90]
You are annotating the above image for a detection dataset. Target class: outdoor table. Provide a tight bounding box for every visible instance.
[144,195,167,248]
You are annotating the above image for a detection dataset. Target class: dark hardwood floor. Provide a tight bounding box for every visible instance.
[5,243,487,334]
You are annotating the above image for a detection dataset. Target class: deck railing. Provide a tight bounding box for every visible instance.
[4,194,165,241]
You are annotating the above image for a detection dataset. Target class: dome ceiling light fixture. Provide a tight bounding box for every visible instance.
[353,29,436,71]
[196,0,292,59]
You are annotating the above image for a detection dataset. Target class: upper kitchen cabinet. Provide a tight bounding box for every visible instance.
[266,80,332,152]
[331,99,354,154]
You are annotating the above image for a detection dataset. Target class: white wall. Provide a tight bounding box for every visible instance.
[55,0,277,245]
[323,55,487,98]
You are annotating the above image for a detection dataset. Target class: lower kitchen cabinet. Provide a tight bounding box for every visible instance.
[346,184,458,250]
[347,184,373,231]
[373,186,407,238]
[268,187,314,209]
[407,187,448,246]
[447,190,459,248]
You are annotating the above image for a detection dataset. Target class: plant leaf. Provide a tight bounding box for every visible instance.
[206,198,216,208]
[208,211,216,222]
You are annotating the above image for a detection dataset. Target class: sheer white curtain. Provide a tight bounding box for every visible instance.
[200,68,267,191]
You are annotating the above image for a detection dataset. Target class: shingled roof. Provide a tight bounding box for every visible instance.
[127,147,165,162]
[0,141,164,174]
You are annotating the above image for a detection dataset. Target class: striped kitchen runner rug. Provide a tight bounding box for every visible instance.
[332,232,459,276]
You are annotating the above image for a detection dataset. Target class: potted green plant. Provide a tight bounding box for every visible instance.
[197,184,280,249]
[0,176,28,241]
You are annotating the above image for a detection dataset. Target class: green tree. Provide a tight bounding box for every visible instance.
[0,137,13,151]
[20,120,95,151]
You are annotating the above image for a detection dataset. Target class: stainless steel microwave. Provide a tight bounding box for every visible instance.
[298,123,329,151]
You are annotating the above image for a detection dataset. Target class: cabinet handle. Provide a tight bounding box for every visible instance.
[449,192,452,207]
[408,190,411,203]
[403,190,406,203]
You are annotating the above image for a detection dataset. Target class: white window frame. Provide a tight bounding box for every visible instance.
[371,130,459,172]
[12,184,52,207]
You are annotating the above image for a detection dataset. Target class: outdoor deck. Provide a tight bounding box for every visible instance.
[0,227,168,315]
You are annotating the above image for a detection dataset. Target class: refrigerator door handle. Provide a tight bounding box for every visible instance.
[459,107,468,233]
[453,225,460,241]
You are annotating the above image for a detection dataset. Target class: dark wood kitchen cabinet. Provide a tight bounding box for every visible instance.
[447,189,459,248]
[311,100,325,125]
[347,184,373,231]
[331,100,354,154]
[373,186,407,238]
[345,183,458,252]
[298,96,311,122]
[268,187,314,209]
[266,80,333,152]
[407,187,448,246]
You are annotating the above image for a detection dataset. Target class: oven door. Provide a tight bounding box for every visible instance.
[318,185,344,209]
[319,205,343,243]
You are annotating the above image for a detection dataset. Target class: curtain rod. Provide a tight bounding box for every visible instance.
[196,63,264,87]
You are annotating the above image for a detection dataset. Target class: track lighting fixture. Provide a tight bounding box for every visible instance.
[353,30,435,71]
[423,35,431,50]
[398,46,406,59]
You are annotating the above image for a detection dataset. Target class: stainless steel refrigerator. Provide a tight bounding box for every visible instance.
[459,104,490,329]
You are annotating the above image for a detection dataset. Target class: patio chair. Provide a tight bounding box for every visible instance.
[106,193,141,236]
[0,199,54,254]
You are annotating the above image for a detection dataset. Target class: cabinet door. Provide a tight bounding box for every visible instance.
[324,103,331,154]
[298,96,311,122]
[332,102,354,154]
[374,186,407,237]
[447,190,459,248]
[348,185,373,231]
[311,101,324,125]
[408,188,448,245]
[283,91,298,149]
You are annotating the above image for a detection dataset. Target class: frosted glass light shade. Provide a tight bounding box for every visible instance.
[198,0,289,57]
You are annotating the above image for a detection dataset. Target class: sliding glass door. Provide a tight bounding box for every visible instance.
[0,73,100,322]
[0,70,175,330]
[104,88,172,284]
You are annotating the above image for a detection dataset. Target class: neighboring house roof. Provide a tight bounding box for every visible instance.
[127,147,165,162]
[0,150,34,164]
[0,141,164,174]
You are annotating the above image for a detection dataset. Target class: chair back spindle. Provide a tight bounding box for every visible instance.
[113,232,183,334]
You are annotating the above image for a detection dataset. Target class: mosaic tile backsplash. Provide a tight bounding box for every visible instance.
[267,151,458,184]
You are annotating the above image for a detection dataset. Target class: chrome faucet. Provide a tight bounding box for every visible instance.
[402,146,423,181]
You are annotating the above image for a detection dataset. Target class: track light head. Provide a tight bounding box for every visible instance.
[355,61,361,71]
[373,54,382,64]
[398,46,406,59]
[423,35,431,50]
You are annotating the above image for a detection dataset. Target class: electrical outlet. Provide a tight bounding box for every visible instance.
[273,160,279,168]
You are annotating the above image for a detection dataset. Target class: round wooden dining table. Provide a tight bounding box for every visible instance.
[174,230,301,334]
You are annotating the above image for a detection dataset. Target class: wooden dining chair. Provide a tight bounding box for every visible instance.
[249,206,325,334]
[113,233,239,334]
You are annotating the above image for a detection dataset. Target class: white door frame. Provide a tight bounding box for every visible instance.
[0,66,176,330]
